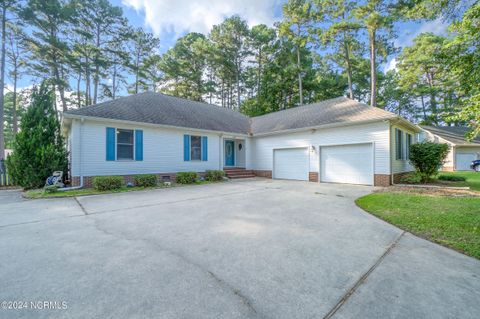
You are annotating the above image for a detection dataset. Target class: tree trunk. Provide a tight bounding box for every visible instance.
[296,46,303,105]
[369,29,377,107]
[93,26,100,105]
[135,52,140,94]
[76,68,81,108]
[85,56,91,106]
[426,72,437,124]
[236,62,241,109]
[221,79,224,108]
[12,69,17,136]
[343,35,354,99]
[420,94,427,123]
[257,48,262,101]
[50,28,67,112]
[112,63,117,99]
[0,5,6,160]
[52,57,67,112]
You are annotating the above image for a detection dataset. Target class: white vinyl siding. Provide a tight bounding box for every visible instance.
[251,121,391,175]
[70,119,222,177]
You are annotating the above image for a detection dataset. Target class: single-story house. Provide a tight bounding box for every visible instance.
[420,125,480,171]
[62,92,421,187]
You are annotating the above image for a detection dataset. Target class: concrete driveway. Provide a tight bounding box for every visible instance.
[1,179,479,319]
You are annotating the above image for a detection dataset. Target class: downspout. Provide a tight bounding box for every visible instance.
[389,121,394,186]
[219,133,223,170]
[59,118,84,191]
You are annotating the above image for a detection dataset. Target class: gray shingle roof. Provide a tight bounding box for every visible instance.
[64,93,399,135]
[250,97,396,134]
[420,125,480,145]
[64,92,251,134]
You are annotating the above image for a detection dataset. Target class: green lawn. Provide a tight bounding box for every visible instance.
[356,192,480,259]
[437,171,480,191]
[25,180,222,199]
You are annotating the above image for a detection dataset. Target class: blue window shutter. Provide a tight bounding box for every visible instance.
[184,134,190,161]
[135,130,143,161]
[106,127,116,161]
[201,136,208,161]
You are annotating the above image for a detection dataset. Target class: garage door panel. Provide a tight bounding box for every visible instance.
[456,153,476,171]
[321,144,373,185]
[274,148,309,181]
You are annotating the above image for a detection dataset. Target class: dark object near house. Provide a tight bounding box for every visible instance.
[471,160,480,171]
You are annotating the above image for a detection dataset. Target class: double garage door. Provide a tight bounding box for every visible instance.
[273,143,373,185]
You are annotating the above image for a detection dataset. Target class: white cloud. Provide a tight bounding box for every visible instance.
[395,18,449,49]
[122,0,281,36]
[384,58,397,72]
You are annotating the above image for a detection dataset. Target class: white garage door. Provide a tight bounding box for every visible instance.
[321,143,373,185]
[456,153,476,171]
[273,148,309,181]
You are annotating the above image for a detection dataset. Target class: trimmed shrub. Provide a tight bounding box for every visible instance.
[6,82,68,189]
[176,172,197,184]
[205,170,225,182]
[93,176,124,191]
[134,174,158,187]
[438,175,466,182]
[409,142,449,182]
[399,172,422,184]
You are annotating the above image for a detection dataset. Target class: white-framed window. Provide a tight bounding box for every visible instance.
[395,128,404,160]
[117,129,134,160]
[190,135,202,161]
[406,133,413,159]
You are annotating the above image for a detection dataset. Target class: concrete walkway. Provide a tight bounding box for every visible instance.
[0,179,479,319]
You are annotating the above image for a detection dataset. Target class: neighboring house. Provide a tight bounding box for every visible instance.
[62,93,420,187]
[420,125,480,171]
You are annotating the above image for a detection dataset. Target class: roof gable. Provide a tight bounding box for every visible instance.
[421,125,480,145]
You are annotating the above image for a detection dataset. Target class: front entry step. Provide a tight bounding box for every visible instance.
[224,168,256,179]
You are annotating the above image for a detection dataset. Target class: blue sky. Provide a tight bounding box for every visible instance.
[12,0,450,93]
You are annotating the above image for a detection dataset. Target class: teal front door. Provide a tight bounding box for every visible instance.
[225,140,235,166]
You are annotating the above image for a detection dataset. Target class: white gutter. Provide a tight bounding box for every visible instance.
[58,118,84,191]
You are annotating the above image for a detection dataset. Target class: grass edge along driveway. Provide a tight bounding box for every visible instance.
[356,192,480,259]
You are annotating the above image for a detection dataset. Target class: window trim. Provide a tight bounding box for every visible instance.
[395,128,404,160]
[116,128,135,161]
[190,135,202,161]
[406,133,412,160]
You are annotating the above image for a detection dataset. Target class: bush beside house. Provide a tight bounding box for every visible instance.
[176,172,198,184]
[134,174,158,187]
[408,142,449,182]
[93,176,124,191]
[5,83,68,189]
[205,170,225,181]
